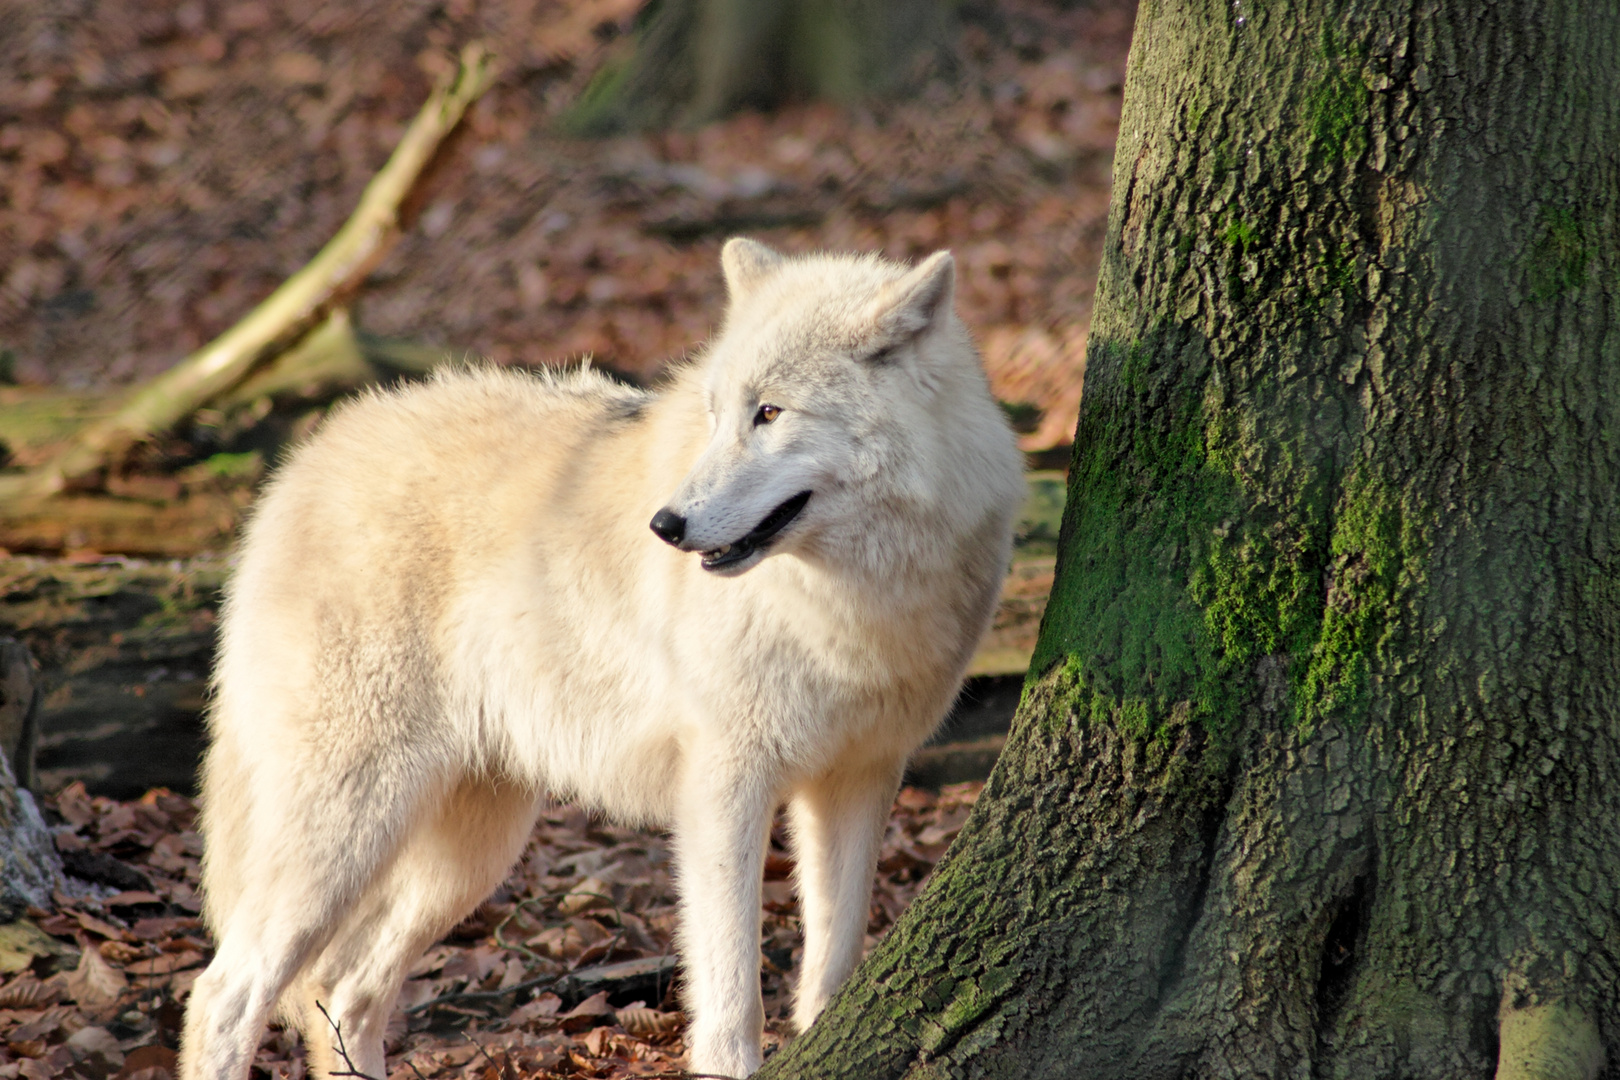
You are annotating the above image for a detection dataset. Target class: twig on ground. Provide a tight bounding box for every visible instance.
[315,1000,382,1080]
[459,1029,512,1080]
[404,970,564,1015]
[493,890,598,968]
[408,889,631,1016]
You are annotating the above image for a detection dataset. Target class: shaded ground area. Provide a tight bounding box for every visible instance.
[0,556,222,798]
[0,780,984,1080]
[1,0,1129,453]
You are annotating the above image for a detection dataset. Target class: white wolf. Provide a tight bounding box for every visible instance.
[179,239,1025,1080]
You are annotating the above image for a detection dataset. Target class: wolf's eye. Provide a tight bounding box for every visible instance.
[754,403,781,426]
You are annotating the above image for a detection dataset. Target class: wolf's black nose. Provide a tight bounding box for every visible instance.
[649,509,687,547]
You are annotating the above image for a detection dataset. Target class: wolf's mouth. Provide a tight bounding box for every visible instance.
[701,491,813,572]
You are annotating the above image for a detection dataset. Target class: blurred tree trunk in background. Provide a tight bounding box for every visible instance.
[568,0,952,132]
[760,0,1620,1077]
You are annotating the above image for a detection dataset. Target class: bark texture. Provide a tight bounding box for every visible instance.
[760,2,1620,1077]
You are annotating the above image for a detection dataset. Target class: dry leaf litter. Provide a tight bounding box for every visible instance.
[1,0,1131,454]
[0,781,983,1080]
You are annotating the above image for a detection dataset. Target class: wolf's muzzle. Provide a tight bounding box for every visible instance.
[698,490,812,572]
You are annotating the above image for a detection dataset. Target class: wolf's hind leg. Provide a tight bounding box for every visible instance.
[180,754,431,1080]
[294,779,542,1080]
[785,759,904,1033]
[180,922,320,1080]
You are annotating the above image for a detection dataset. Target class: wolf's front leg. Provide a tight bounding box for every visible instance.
[673,764,776,1078]
[785,760,903,1033]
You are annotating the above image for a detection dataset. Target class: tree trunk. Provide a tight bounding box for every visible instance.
[567,0,952,133]
[760,2,1620,1078]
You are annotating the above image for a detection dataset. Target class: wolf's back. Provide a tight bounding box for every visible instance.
[202,365,661,851]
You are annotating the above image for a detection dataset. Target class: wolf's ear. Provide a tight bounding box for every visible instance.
[869,250,956,343]
[721,238,784,299]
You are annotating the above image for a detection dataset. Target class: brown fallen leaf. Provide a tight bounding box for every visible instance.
[8,1005,73,1043]
[406,944,458,978]
[507,991,562,1029]
[572,936,633,968]
[8,1038,47,1058]
[395,976,444,1011]
[438,944,504,984]
[558,990,616,1033]
[615,1005,682,1037]
[68,909,133,943]
[124,950,204,976]
[579,1025,618,1056]
[66,1024,125,1069]
[30,912,81,938]
[66,939,127,1009]
[169,967,203,999]
[114,1043,178,1080]
[761,880,796,914]
[557,876,615,916]
[99,940,148,965]
[122,1066,177,1080]
[129,917,200,942]
[0,974,61,1010]
[54,784,95,828]
[514,1033,571,1072]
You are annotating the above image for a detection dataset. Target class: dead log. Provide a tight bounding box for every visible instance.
[0,43,496,504]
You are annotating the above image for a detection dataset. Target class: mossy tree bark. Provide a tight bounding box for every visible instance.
[760,2,1620,1078]
[568,0,951,133]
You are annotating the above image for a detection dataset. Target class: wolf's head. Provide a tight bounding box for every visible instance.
[650,239,1017,577]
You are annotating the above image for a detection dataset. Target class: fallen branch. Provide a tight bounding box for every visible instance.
[3,43,496,503]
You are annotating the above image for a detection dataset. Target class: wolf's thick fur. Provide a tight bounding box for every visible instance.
[179,240,1025,1079]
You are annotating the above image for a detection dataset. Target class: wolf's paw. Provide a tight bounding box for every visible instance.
[688,1033,764,1078]
[791,995,830,1038]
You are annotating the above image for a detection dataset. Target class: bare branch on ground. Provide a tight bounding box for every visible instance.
[0,43,496,505]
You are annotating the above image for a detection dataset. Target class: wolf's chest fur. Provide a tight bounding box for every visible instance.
[313,374,1014,822]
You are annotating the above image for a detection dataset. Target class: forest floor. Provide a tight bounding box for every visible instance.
[0,0,1132,1076]
[1,0,1131,456]
[1,780,984,1080]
